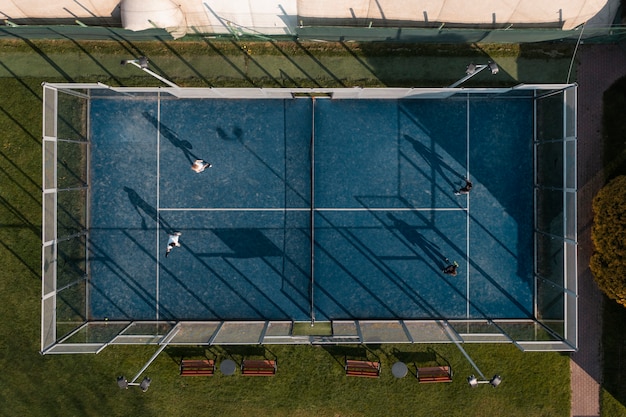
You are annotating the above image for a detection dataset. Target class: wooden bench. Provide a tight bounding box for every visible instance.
[345,359,381,378]
[241,359,277,376]
[416,366,453,383]
[180,359,215,376]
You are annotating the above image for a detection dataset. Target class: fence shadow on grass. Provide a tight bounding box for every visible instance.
[391,348,437,364]
[321,345,382,369]
[220,345,270,362]
[165,346,219,365]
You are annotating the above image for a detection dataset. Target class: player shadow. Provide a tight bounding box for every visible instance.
[142,112,200,164]
[386,213,448,269]
[403,134,464,193]
[215,126,243,141]
[122,186,175,233]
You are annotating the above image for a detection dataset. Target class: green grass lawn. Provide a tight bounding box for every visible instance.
[0,39,575,417]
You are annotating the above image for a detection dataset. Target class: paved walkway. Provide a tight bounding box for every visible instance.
[572,42,626,417]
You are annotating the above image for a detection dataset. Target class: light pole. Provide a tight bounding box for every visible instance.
[120,56,180,89]
[115,326,180,393]
[117,376,152,392]
[467,374,502,388]
[441,321,502,388]
[448,61,499,88]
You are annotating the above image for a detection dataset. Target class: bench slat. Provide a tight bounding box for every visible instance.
[242,359,277,376]
[180,359,215,376]
[345,360,381,378]
[417,366,452,383]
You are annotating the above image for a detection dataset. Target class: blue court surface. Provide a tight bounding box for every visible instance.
[88,95,533,322]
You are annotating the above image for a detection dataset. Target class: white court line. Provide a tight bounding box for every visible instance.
[156,93,161,321]
[315,207,467,212]
[158,207,468,212]
[466,94,471,319]
[159,207,309,212]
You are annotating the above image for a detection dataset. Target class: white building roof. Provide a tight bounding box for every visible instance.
[1,0,619,39]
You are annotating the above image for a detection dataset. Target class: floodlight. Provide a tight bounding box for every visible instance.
[488,61,499,75]
[489,374,502,387]
[139,376,151,392]
[118,375,151,391]
[137,56,149,69]
[117,376,129,389]
[466,63,477,75]
[467,375,479,387]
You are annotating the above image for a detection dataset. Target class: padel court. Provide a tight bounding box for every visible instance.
[41,85,577,352]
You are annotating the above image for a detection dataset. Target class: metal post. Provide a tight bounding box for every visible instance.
[448,65,488,88]
[126,61,180,89]
[448,61,499,88]
[130,327,180,383]
[441,322,486,379]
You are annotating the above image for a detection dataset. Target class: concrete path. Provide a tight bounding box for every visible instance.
[572,42,626,417]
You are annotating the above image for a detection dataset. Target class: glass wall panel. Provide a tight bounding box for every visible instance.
[57,141,88,189]
[43,243,56,296]
[42,296,56,351]
[494,321,558,341]
[566,242,577,292]
[64,322,128,344]
[170,322,222,343]
[122,322,175,336]
[56,280,86,340]
[536,188,563,236]
[360,321,410,343]
[536,92,564,141]
[57,236,86,289]
[536,233,564,286]
[565,140,576,189]
[57,189,87,238]
[565,88,576,138]
[44,87,56,138]
[565,292,577,346]
[565,192,576,241]
[57,92,87,141]
[44,192,56,243]
[537,279,565,339]
[44,140,56,190]
[536,142,563,188]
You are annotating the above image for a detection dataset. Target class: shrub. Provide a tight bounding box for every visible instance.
[591,175,626,306]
